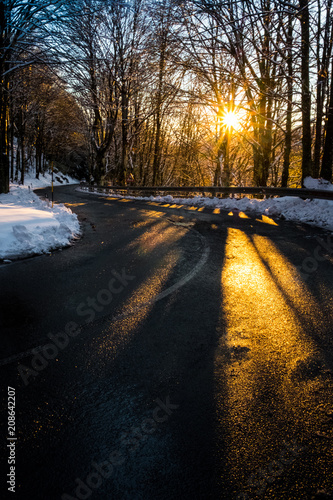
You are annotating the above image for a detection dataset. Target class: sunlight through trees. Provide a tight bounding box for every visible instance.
[1,0,333,193]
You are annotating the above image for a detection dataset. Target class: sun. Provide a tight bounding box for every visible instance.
[222,111,239,129]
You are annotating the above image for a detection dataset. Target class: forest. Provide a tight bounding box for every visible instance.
[1,0,333,193]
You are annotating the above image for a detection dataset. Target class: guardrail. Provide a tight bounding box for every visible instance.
[79,182,333,201]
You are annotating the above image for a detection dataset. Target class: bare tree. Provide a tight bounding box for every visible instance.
[61,0,121,183]
[321,55,333,180]
[298,0,313,182]
[281,11,294,187]
[0,0,65,193]
[313,0,333,177]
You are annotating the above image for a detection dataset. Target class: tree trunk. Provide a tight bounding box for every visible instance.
[262,100,272,186]
[94,149,106,184]
[215,130,230,187]
[120,90,128,185]
[252,144,261,187]
[313,76,325,179]
[321,57,333,181]
[0,66,9,193]
[0,1,9,193]
[152,33,166,186]
[282,15,293,187]
[300,0,313,184]
[313,0,332,178]
[10,102,14,181]
[152,110,161,186]
[20,126,25,185]
[15,144,20,181]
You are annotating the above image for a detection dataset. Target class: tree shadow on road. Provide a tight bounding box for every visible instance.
[7,197,333,500]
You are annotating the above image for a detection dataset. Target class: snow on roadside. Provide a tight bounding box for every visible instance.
[20,170,79,190]
[303,176,333,191]
[0,176,80,260]
[78,176,333,232]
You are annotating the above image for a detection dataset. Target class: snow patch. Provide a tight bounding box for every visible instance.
[15,170,79,190]
[303,176,333,191]
[78,181,333,231]
[0,184,80,260]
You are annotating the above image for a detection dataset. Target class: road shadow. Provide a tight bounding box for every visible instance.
[4,190,333,499]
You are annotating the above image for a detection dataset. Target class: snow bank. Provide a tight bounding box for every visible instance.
[79,177,333,232]
[140,194,333,231]
[303,176,333,191]
[19,170,79,190]
[0,185,80,260]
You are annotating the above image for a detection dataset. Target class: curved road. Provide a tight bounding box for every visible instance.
[1,184,333,500]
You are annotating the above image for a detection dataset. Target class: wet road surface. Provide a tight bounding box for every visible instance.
[1,185,333,500]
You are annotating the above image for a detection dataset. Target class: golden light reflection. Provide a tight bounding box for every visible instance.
[227,211,249,218]
[139,209,164,218]
[86,211,191,369]
[256,214,279,226]
[88,251,180,365]
[130,220,152,229]
[126,220,183,256]
[169,204,184,209]
[250,234,323,322]
[216,228,329,492]
[220,229,314,354]
[213,208,220,214]
[65,203,86,207]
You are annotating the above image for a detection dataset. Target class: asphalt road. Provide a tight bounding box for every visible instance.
[1,184,333,500]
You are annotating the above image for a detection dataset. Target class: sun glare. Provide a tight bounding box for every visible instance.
[222,111,239,129]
